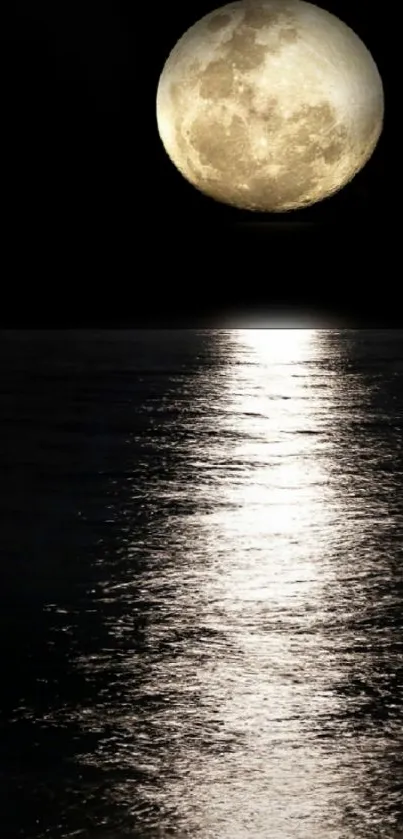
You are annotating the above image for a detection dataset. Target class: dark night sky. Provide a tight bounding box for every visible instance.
[0,1,390,326]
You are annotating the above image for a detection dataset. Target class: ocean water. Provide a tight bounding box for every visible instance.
[0,328,402,839]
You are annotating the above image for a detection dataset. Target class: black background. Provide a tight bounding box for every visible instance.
[0,2,389,326]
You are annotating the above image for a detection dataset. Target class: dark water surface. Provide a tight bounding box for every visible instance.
[0,329,403,839]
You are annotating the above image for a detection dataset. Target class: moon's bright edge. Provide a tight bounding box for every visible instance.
[156,0,384,212]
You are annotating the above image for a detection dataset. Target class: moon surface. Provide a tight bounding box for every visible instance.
[156,0,384,212]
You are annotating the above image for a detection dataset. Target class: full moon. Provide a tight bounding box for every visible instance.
[156,0,384,212]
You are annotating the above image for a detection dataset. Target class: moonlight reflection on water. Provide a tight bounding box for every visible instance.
[1,328,402,838]
[117,328,402,838]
